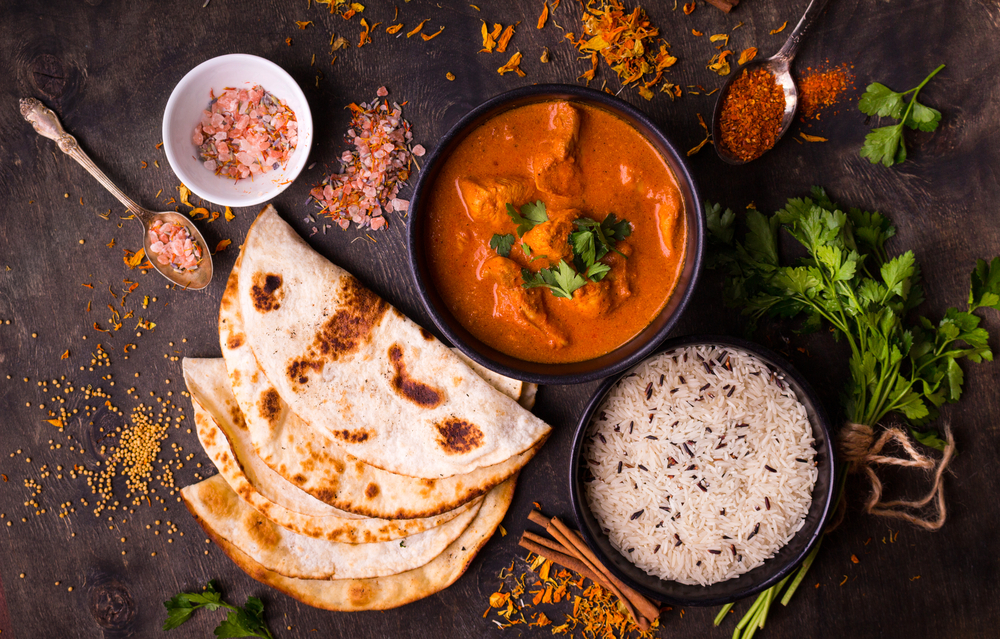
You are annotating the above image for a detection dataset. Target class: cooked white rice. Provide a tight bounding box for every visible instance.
[582,345,817,586]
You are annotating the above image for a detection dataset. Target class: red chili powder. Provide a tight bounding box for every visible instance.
[718,68,786,162]
[798,63,854,119]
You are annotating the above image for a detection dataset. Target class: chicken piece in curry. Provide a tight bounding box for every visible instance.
[425,100,686,364]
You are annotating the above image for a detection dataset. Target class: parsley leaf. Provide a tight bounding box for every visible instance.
[860,125,906,167]
[969,256,1000,312]
[858,82,906,119]
[522,260,588,299]
[164,581,274,639]
[214,598,272,639]
[858,64,945,167]
[569,213,632,278]
[489,233,515,258]
[506,201,548,236]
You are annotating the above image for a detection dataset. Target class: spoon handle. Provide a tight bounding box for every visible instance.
[20,97,150,221]
[774,0,833,63]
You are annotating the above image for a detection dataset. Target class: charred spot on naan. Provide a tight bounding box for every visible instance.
[388,343,443,408]
[331,429,372,444]
[434,418,484,455]
[226,332,245,349]
[419,327,434,341]
[286,359,323,386]
[227,400,247,431]
[364,483,380,499]
[285,276,388,387]
[348,583,374,606]
[244,510,282,550]
[258,388,283,425]
[250,272,284,313]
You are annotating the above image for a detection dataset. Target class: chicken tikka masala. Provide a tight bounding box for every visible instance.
[425,100,686,364]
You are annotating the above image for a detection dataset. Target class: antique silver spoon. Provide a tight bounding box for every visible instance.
[20,97,213,290]
[711,0,832,165]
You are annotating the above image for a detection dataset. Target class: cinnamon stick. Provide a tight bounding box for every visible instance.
[518,536,601,584]
[528,511,652,629]
[704,0,738,13]
[551,517,661,623]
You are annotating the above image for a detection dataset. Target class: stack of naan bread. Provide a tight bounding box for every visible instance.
[180,206,550,610]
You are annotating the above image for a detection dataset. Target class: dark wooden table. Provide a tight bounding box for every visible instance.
[2,0,999,637]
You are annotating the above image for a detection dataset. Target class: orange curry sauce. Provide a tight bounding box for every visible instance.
[425,100,686,364]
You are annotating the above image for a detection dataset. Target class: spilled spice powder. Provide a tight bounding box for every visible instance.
[799,63,854,119]
[718,68,786,162]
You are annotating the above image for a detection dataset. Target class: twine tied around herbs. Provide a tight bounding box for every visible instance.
[830,420,955,531]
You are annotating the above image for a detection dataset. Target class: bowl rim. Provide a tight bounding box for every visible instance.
[406,83,704,385]
[568,334,836,606]
[161,53,313,208]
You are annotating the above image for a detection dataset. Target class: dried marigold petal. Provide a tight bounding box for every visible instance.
[295,20,313,29]
[60,350,70,359]
[738,47,758,65]
[224,206,235,222]
[497,51,525,76]
[771,20,788,34]
[496,23,517,52]
[537,1,549,29]
[692,29,703,36]
[407,18,430,38]
[445,71,455,81]
[683,2,696,14]
[214,239,232,253]
[421,26,444,41]
[386,23,403,34]
[800,133,828,142]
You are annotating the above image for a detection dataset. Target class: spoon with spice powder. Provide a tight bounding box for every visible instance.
[20,98,213,290]
[712,0,832,164]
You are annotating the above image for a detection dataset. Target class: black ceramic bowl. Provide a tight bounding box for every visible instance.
[569,335,835,606]
[407,84,704,384]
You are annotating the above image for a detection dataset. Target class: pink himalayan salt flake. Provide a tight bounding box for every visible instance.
[193,84,297,181]
[411,144,426,157]
[147,219,203,272]
[377,86,389,97]
[310,92,420,232]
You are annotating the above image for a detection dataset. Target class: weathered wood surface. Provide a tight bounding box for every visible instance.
[1,0,999,637]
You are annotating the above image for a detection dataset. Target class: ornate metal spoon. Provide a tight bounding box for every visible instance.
[711,0,833,164]
[20,97,213,290]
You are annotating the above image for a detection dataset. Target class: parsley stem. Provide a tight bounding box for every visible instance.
[715,603,735,626]
[896,64,946,132]
[781,537,822,605]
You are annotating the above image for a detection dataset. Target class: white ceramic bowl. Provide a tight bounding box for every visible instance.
[162,54,313,207]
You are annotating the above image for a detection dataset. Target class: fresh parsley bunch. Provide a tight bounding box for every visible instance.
[164,580,275,638]
[490,201,631,299]
[708,186,993,442]
[858,64,944,167]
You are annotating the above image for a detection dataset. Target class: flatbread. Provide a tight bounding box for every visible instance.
[234,206,550,478]
[181,474,481,580]
[189,475,516,611]
[451,348,522,401]
[519,383,539,411]
[220,249,547,519]
[183,358,476,543]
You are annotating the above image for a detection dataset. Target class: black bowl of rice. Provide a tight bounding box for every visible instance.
[569,335,835,605]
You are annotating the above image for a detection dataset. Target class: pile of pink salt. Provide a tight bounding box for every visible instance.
[192,85,298,181]
[310,86,423,231]
[147,219,202,271]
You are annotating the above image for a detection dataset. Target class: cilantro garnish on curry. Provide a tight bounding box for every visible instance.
[425,100,686,364]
